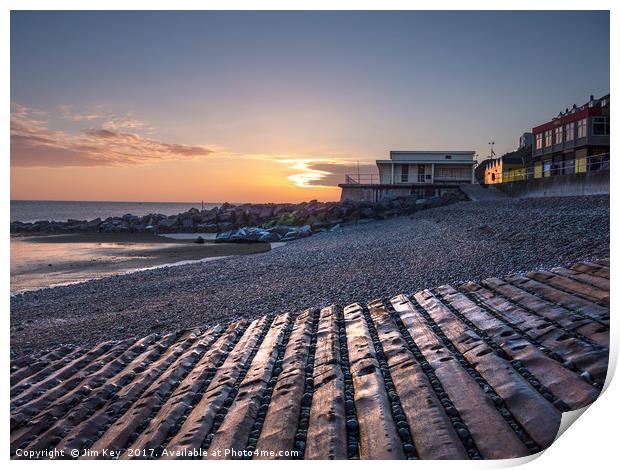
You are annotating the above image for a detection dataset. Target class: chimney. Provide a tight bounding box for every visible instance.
[590,95,594,101]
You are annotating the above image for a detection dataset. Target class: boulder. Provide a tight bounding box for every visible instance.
[267,225,295,237]
[158,217,178,228]
[258,232,280,243]
[86,218,102,229]
[216,222,236,232]
[215,230,235,243]
[215,226,273,243]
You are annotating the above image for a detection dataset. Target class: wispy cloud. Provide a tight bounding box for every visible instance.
[59,104,150,131]
[101,117,148,130]
[58,104,107,122]
[11,103,215,167]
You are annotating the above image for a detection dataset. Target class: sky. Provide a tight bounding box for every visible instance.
[10,10,610,203]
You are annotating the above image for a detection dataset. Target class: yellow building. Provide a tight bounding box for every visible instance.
[483,153,526,184]
[483,158,502,184]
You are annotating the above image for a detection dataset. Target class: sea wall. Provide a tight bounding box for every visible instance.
[340,186,462,203]
[495,170,609,198]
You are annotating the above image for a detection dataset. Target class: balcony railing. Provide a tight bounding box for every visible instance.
[344,174,381,184]
[502,152,609,183]
[343,173,470,184]
[434,175,472,181]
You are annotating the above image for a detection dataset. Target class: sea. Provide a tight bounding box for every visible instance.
[10,200,222,223]
[10,200,226,293]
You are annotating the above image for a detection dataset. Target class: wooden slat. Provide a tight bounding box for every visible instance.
[123,322,245,457]
[206,314,291,459]
[436,285,600,410]
[527,271,609,305]
[414,289,561,449]
[551,267,610,292]
[368,300,470,459]
[305,306,347,460]
[481,277,609,348]
[343,303,404,459]
[570,261,610,279]
[255,311,313,458]
[163,316,270,457]
[55,329,201,455]
[460,282,608,384]
[16,333,180,454]
[11,340,119,408]
[505,275,610,325]
[86,326,224,457]
[390,295,529,459]
[11,334,161,451]
[11,346,82,390]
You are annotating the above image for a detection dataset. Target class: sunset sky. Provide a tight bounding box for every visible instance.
[11,10,609,203]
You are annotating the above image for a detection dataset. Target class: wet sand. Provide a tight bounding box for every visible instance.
[11,233,270,293]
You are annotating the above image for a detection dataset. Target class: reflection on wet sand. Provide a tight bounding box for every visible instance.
[10,233,271,293]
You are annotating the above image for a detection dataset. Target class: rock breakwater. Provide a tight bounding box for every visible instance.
[11,192,466,243]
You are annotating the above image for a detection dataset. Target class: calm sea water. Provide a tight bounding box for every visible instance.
[11,200,222,223]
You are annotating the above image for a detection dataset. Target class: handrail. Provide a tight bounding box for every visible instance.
[502,152,609,182]
[344,174,381,184]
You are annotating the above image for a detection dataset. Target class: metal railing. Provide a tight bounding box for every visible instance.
[344,174,381,184]
[434,175,473,181]
[344,173,472,184]
[502,152,609,183]
[344,173,469,184]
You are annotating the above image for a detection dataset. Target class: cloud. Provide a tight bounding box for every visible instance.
[58,104,106,122]
[59,104,150,131]
[101,117,148,130]
[11,103,215,167]
[253,157,377,188]
[11,103,376,188]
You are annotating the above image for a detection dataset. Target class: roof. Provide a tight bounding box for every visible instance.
[376,159,475,165]
[390,150,476,155]
[532,93,610,133]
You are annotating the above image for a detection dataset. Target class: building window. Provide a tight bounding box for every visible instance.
[554,126,563,144]
[577,118,587,138]
[593,117,610,136]
[565,123,574,141]
[535,133,543,149]
[401,164,409,183]
[544,130,553,147]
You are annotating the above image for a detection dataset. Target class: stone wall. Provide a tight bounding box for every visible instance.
[495,170,609,198]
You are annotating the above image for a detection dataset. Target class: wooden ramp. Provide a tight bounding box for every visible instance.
[10,260,610,460]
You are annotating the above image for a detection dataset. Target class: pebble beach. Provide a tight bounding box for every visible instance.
[10,195,610,354]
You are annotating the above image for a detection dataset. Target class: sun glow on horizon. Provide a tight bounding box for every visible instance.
[284,161,331,188]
